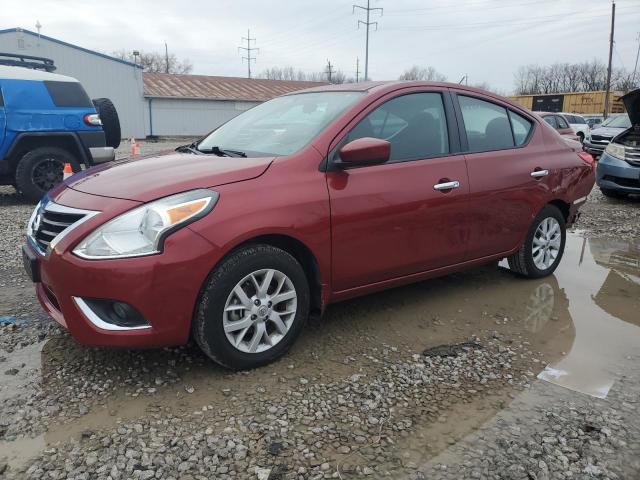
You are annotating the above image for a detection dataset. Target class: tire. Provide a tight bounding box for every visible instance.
[507,205,566,279]
[92,98,121,149]
[15,147,80,203]
[193,244,310,370]
[600,188,628,199]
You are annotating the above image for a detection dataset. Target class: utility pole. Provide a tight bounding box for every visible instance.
[603,0,615,119]
[238,29,259,79]
[326,59,335,83]
[353,0,383,81]
[164,41,169,73]
[632,32,640,88]
[355,57,360,83]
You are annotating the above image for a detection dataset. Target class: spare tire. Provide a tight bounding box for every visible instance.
[92,98,121,149]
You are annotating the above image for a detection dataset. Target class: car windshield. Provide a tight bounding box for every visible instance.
[601,114,631,128]
[197,91,365,156]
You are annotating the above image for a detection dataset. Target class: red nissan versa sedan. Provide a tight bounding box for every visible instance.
[23,82,595,370]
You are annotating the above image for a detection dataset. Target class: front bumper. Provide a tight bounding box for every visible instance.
[25,193,221,348]
[596,152,640,194]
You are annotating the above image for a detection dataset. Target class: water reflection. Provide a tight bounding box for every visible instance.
[538,234,640,398]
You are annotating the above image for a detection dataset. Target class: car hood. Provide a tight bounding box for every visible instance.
[68,152,274,202]
[590,126,625,138]
[621,88,639,126]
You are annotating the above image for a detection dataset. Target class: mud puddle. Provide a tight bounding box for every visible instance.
[2,233,640,472]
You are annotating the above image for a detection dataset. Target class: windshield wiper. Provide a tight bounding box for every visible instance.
[199,146,247,157]
[175,143,201,155]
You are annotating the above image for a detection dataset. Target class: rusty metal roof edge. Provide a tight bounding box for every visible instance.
[143,94,264,102]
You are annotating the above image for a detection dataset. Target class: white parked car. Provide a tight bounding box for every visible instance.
[559,113,589,142]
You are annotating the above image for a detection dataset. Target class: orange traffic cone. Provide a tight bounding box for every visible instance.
[63,163,73,180]
[130,137,140,156]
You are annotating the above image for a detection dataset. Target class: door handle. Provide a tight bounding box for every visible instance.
[530,169,549,178]
[433,180,460,191]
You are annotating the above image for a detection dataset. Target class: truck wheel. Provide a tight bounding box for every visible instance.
[507,205,566,279]
[193,244,310,370]
[92,98,121,149]
[15,147,80,202]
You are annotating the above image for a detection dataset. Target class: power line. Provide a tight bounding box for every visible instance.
[326,59,335,83]
[353,0,383,81]
[238,29,259,79]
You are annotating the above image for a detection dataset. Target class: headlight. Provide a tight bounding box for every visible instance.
[74,189,218,259]
[605,143,625,161]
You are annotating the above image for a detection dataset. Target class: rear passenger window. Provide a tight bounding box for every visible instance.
[508,111,533,146]
[544,116,558,128]
[458,96,514,152]
[346,92,449,162]
[44,81,93,108]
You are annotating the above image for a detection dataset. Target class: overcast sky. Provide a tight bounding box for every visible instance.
[5,0,640,93]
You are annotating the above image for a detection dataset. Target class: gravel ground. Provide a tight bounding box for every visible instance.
[1,147,639,479]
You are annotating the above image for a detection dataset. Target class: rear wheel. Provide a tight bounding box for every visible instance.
[508,205,566,279]
[15,147,80,202]
[600,188,628,199]
[193,244,310,370]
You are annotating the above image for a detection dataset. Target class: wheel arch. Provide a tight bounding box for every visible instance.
[5,132,89,171]
[547,199,571,223]
[205,233,325,317]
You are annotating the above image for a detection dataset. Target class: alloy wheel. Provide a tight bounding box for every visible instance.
[223,269,297,353]
[31,158,64,191]
[532,217,561,270]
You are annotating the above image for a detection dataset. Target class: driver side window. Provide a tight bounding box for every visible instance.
[345,92,450,163]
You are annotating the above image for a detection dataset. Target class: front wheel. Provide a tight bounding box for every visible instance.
[193,244,310,370]
[508,205,566,279]
[15,147,80,203]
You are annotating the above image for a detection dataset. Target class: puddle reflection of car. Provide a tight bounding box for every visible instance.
[23,82,596,369]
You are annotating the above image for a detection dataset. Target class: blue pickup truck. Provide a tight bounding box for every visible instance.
[0,53,120,201]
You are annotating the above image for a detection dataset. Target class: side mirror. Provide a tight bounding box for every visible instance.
[338,137,391,166]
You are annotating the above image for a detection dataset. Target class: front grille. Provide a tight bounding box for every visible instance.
[590,135,612,144]
[625,145,640,165]
[603,175,640,189]
[29,201,96,254]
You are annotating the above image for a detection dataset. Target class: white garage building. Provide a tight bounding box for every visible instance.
[143,73,324,137]
[0,27,324,139]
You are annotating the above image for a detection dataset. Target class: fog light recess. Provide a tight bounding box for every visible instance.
[73,297,151,331]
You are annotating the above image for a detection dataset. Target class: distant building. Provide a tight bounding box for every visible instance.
[0,28,325,138]
[143,73,325,137]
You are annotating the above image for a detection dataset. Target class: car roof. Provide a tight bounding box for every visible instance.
[0,65,79,82]
[285,80,531,114]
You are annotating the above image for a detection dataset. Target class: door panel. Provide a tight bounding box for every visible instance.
[463,139,550,259]
[0,87,5,152]
[453,92,550,260]
[328,157,469,291]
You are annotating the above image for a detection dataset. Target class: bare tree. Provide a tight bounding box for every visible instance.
[112,50,193,74]
[398,65,446,82]
[513,59,636,94]
[256,66,354,84]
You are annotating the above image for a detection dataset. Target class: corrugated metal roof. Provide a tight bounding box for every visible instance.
[143,73,328,102]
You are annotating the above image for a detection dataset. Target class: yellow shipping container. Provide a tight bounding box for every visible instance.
[508,91,625,115]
